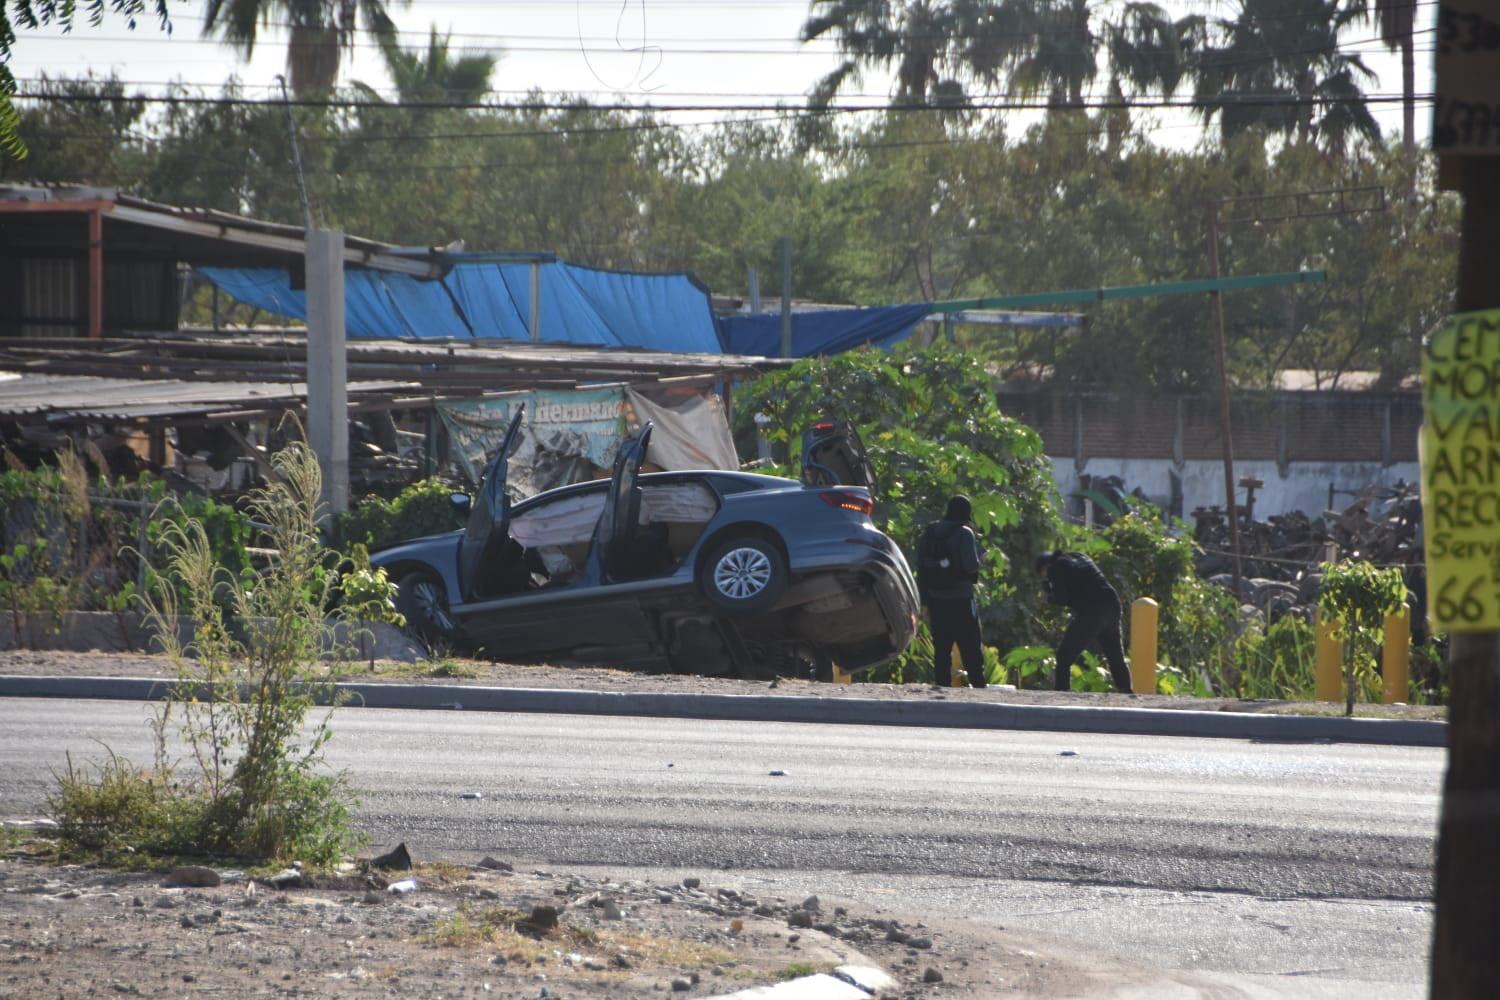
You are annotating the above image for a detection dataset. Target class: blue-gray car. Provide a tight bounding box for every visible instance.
[371,407,919,678]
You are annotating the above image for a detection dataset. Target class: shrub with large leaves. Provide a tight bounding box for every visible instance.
[737,346,1060,647]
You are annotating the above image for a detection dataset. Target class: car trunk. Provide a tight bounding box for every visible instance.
[800,420,877,493]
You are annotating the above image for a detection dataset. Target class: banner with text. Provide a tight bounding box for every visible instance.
[1421,309,1500,631]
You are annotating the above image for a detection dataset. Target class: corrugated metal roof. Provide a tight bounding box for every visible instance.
[0,373,417,423]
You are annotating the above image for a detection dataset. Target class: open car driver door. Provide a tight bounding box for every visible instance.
[586,422,655,584]
[458,404,526,602]
[801,419,877,493]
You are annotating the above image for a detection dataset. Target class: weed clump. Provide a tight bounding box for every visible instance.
[51,443,359,865]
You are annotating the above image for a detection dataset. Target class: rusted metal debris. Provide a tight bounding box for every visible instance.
[1190,480,1424,620]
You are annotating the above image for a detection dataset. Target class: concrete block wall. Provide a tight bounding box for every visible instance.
[998,387,1422,517]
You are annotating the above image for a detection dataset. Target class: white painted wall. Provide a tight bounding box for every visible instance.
[1050,457,1421,518]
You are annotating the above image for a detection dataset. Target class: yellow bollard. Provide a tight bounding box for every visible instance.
[950,644,967,687]
[1382,605,1410,704]
[1314,609,1344,702]
[1129,597,1158,696]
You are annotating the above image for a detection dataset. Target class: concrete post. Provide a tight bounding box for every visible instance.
[1129,597,1158,695]
[1314,609,1344,702]
[305,228,348,514]
[1383,605,1411,705]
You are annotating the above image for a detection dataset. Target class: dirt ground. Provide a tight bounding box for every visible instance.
[0,648,1447,721]
[0,833,1197,999]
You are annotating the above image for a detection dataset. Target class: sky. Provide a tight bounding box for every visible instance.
[7,0,1436,147]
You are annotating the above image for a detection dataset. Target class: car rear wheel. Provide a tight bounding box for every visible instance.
[396,572,457,652]
[701,537,787,615]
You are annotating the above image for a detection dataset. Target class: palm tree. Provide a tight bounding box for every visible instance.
[1104,3,1204,100]
[1364,0,1417,155]
[1001,0,1097,105]
[202,0,403,96]
[799,1,1200,115]
[354,25,499,103]
[1192,0,1378,154]
[799,1,1012,108]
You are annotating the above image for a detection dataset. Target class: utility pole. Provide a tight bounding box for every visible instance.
[276,76,314,232]
[277,74,346,512]
[1205,184,1385,597]
[1205,203,1243,599]
[1428,3,1500,991]
[305,229,348,514]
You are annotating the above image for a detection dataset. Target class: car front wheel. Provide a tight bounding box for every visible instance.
[701,537,787,615]
[396,572,457,652]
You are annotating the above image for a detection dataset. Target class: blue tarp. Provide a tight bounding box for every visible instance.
[199,258,724,354]
[717,303,932,357]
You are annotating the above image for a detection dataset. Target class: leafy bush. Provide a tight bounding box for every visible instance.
[341,544,404,669]
[737,346,1061,648]
[0,457,253,625]
[335,478,465,552]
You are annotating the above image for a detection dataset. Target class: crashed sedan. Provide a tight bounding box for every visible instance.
[372,407,919,678]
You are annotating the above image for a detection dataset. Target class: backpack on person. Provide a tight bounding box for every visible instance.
[918,521,969,593]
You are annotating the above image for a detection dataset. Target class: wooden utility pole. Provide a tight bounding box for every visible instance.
[1428,156,1500,997]
[1429,2,1500,989]
[1203,185,1383,597]
[1205,203,1243,599]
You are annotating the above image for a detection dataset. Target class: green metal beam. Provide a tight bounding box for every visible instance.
[931,270,1327,314]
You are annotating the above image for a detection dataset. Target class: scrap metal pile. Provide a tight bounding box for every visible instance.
[1189,480,1424,620]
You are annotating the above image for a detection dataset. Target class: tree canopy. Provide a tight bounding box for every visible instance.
[0,0,173,156]
[1,76,1456,391]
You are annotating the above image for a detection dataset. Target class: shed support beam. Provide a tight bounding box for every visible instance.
[87,209,103,339]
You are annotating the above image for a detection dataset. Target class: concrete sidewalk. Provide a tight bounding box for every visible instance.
[0,674,1447,747]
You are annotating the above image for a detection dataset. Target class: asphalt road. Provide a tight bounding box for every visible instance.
[0,699,1442,995]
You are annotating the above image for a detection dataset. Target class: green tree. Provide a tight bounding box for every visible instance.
[0,73,147,183]
[353,24,498,104]
[0,0,172,158]
[201,0,404,96]
[1317,558,1406,715]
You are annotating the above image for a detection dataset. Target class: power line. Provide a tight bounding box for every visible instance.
[9,89,1433,113]
[6,115,1416,179]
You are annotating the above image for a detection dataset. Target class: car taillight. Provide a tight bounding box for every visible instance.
[814,421,835,431]
[820,490,874,515]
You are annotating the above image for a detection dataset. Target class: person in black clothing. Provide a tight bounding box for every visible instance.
[1035,551,1134,694]
[917,495,986,688]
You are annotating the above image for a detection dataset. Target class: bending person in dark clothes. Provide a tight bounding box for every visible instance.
[1035,551,1134,694]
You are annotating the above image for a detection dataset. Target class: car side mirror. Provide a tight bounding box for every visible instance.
[451,492,472,515]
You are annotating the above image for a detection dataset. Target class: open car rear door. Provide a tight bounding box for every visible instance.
[587,422,653,584]
[801,420,877,493]
[459,405,526,602]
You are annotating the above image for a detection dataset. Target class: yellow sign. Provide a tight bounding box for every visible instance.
[1421,310,1500,631]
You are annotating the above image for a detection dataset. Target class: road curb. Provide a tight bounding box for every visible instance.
[0,675,1446,747]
